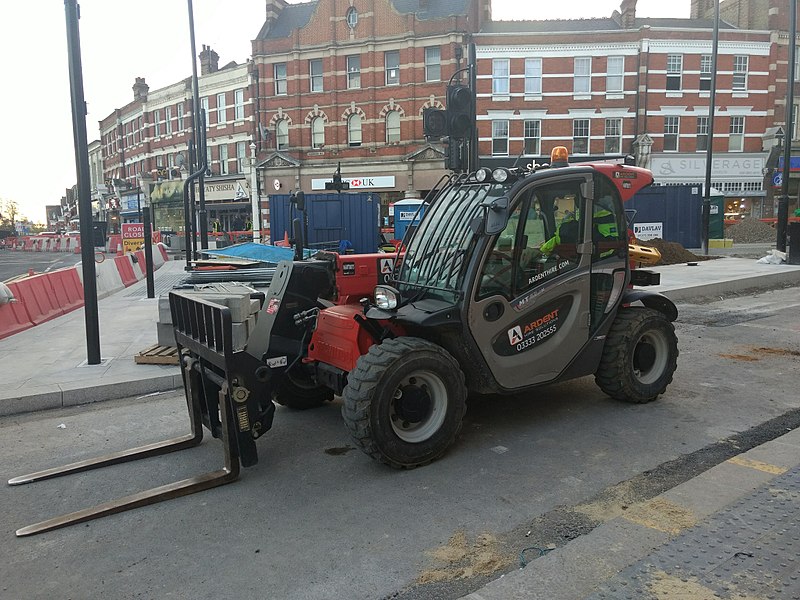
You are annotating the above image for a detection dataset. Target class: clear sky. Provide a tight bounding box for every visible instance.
[0,0,687,222]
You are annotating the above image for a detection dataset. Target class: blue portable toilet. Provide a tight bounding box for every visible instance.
[393,198,426,241]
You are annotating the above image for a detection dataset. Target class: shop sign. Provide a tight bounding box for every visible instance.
[633,222,663,240]
[203,180,249,202]
[650,154,765,181]
[311,176,395,190]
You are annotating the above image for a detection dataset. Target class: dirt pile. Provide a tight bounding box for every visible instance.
[634,238,710,266]
[725,219,776,243]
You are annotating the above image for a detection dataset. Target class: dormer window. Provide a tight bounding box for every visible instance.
[346,7,358,28]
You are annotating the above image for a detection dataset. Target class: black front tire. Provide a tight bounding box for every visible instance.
[595,307,678,403]
[273,366,333,410]
[342,337,467,469]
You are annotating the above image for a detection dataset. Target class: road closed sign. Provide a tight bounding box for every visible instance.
[633,222,663,241]
[122,223,145,254]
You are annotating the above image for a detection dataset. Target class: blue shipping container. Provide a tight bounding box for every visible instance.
[269,192,379,254]
[625,184,702,248]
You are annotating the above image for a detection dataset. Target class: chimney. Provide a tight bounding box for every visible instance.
[619,0,637,28]
[132,77,149,101]
[199,45,219,75]
[264,0,288,31]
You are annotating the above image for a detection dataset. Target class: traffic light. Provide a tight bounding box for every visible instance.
[446,84,474,139]
[423,108,447,139]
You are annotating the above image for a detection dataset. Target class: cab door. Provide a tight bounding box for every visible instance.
[465,175,594,391]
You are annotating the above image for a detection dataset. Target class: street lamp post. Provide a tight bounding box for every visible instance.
[250,142,261,244]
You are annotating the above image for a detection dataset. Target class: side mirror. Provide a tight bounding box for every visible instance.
[484,196,510,236]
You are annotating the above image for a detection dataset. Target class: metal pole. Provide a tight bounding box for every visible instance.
[469,42,478,173]
[187,0,207,257]
[136,186,142,222]
[143,204,155,299]
[777,0,797,253]
[250,142,261,243]
[187,140,198,267]
[64,0,101,365]
[702,0,721,256]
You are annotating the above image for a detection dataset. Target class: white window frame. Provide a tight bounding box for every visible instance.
[604,118,622,154]
[235,89,245,121]
[154,109,161,137]
[664,116,680,152]
[311,117,325,149]
[729,116,744,152]
[276,119,289,150]
[574,57,592,95]
[492,120,509,156]
[236,141,246,173]
[606,56,624,93]
[177,103,185,131]
[165,106,173,135]
[492,59,510,97]
[666,54,683,91]
[274,63,287,95]
[523,119,541,155]
[347,55,361,89]
[219,144,229,175]
[696,116,709,152]
[385,50,400,86]
[216,93,226,124]
[732,55,748,91]
[425,47,441,82]
[524,58,542,96]
[200,97,209,125]
[386,111,401,144]
[573,118,590,154]
[348,114,362,147]
[310,59,324,93]
[700,55,712,92]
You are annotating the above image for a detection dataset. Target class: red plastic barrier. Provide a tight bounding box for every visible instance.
[134,250,147,276]
[108,234,122,254]
[0,299,34,340]
[64,237,71,252]
[47,269,85,313]
[7,276,64,325]
[158,244,169,262]
[54,237,62,252]
[114,255,138,287]
[23,237,34,251]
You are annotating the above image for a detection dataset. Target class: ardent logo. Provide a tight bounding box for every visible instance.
[522,309,559,334]
[507,326,523,345]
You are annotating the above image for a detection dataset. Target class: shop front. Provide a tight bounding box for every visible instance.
[649,152,767,219]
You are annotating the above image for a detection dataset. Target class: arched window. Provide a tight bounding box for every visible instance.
[348,114,362,147]
[385,111,400,144]
[276,120,289,150]
[311,117,325,149]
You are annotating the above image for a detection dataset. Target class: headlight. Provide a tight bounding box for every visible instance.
[492,168,510,183]
[374,285,400,310]
[475,167,492,183]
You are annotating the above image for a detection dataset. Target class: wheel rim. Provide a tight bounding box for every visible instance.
[389,370,448,443]
[632,329,670,385]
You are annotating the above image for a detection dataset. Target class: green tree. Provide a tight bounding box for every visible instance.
[0,198,19,230]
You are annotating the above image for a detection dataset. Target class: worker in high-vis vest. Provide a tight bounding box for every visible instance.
[539,209,579,255]
[539,199,619,258]
[592,197,620,258]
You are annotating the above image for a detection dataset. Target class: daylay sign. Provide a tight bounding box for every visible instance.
[633,222,663,240]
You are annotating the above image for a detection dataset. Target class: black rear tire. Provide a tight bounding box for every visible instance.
[273,366,333,410]
[342,337,467,469]
[595,307,678,403]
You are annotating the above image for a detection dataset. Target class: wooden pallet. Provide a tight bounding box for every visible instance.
[135,344,179,365]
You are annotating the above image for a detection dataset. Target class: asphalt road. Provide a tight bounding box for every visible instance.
[1,286,799,600]
[0,249,86,282]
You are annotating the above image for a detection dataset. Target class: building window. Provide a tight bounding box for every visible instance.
[310,59,323,92]
[796,47,800,81]
[524,119,541,155]
[385,50,400,86]
[729,116,744,152]
[274,63,287,95]
[425,47,441,82]
[348,114,362,147]
[795,104,799,140]
[700,55,712,91]
[177,103,185,131]
[276,119,289,150]
[573,119,590,154]
[200,97,209,125]
[733,55,748,91]
[574,57,592,95]
[206,145,213,174]
[347,55,361,89]
[664,116,680,151]
[154,109,161,136]
[743,181,762,192]
[219,144,229,175]
[696,116,709,151]
[492,120,509,155]
[311,116,325,149]
[217,93,226,124]
[235,89,244,120]
[386,110,400,144]
[606,56,624,93]
[604,118,622,154]
[666,54,682,91]
[236,141,246,173]
[492,59,510,96]
[525,58,542,96]
[346,6,358,28]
